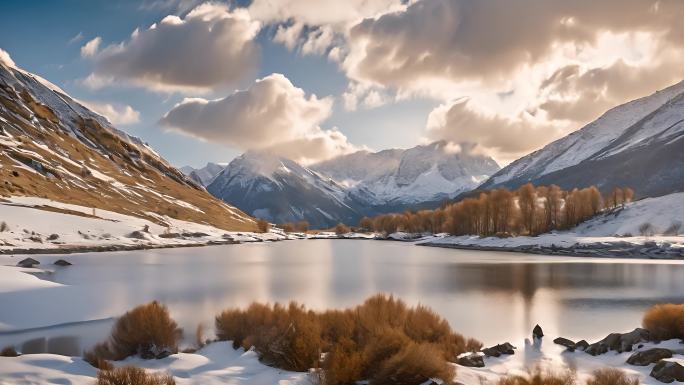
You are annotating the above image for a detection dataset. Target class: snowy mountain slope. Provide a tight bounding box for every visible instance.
[481,80,684,197]
[180,162,226,186]
[207,151,365,228]
[0,61,255,231]
[313,141,500,204]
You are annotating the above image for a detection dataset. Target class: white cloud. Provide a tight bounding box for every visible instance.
[248,0,405,27]
[79,100,141,125]
[68,32,84,45]
[159,73,357,164]
[83,3,260,93]
[0,48,15,68]
[426,99,566,164]
[80,37,101,58]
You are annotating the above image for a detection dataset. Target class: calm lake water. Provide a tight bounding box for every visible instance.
[2,239,684,355]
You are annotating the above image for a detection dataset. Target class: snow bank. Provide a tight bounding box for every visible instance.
[0,342,310,385]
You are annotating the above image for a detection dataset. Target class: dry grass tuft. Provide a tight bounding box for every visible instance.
[95,366,175,385]
[216,294,479,385]
[371,342,455,385]
[643,303,684,340]
[586,368,638,385]
[497,367,576,385]
[85,301,182,365]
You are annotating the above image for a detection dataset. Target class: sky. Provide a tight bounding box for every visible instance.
[2,0,684,168]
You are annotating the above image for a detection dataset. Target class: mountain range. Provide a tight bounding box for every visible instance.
[480,81,684,197]
[0,60,255,231]
[183,141,501,227]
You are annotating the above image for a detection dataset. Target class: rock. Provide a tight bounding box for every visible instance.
[533,324,544,339]
[53,259,72,266]
[17,257,39,268]
[650,360,684,383]
[553,337,576,351]
[627,348,673,366]
[128,230,147,239]
[575,340,589,351]
[482,342,515,357]
[458,353,485,367]
[47,234,59,241]
[584,328,650,356]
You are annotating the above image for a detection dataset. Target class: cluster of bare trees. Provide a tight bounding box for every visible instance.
[279,221,310,233]
[360,184,634,237]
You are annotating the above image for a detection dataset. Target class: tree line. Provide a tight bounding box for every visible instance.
[358,184,634,237]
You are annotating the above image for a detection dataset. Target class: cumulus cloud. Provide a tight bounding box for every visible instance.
[80,100,141,125]
[426,100,566,164]
[159,73,356,164]
[333,0,684,161]
[83,3,260,93]
[248,0,404,27]
[80,37,101,58]
[0,48,15,67]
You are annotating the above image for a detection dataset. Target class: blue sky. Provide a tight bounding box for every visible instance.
[0,0,434,167]
[2,0,683,167]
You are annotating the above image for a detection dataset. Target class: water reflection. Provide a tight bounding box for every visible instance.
[2,240,684,354]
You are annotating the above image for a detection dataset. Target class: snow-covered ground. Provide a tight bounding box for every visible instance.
[1,336,682,385]
[0,196,295,254]
[0,342,311,385]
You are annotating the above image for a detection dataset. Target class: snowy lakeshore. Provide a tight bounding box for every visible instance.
[2,326,684,384]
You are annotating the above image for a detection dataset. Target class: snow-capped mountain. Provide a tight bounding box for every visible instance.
[480,80,684,197]
[207,142,499,227]
[0,61,255,231]
[313,141,500,205]
[180,162,225,186]
[207,151,365,228]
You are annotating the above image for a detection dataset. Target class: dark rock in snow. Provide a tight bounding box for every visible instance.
[128,230,147,239]
[553,337,576,351]
[17,257,39,268]
[585,328,650,355]
[458,353,485,367]
[47,234,59,241]
[532,324,544,340]
[650,360,684,383]
[627,348,673,366]
[482,342,515,357]
[575,340,590,351]
[53,259,72,266]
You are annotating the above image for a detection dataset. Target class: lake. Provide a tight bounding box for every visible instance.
[2,239,684,355]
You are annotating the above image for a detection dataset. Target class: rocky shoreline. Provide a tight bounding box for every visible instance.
[458,324,684,383]
[417,239,684,259]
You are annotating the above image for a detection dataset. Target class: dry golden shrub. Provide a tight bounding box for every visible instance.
[215,294,480,385]
[587,368,638,385]
[94,366,175,385]
[371,342,455,385]
[643,303,684,340]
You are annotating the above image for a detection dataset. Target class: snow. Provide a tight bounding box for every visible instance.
[0,342,311,385]
[1,337,683,385]
[487,80,684,186]
[0,196,290,253]
[0,265,62,293]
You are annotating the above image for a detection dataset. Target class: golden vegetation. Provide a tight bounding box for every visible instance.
[279,221,309,233]
[364,184,634,236]
[94,366,175,385]
[215,294,480,385]
[497,367,575,385]
[0,80,255,232]
[643,303,684,340]
[334,223,350,235]
[256,219,270,233]
[85,301,182,364]
[586,368,639,385]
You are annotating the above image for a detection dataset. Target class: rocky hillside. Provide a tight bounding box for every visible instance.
[480,81,684,197]
[0,61,255,231]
